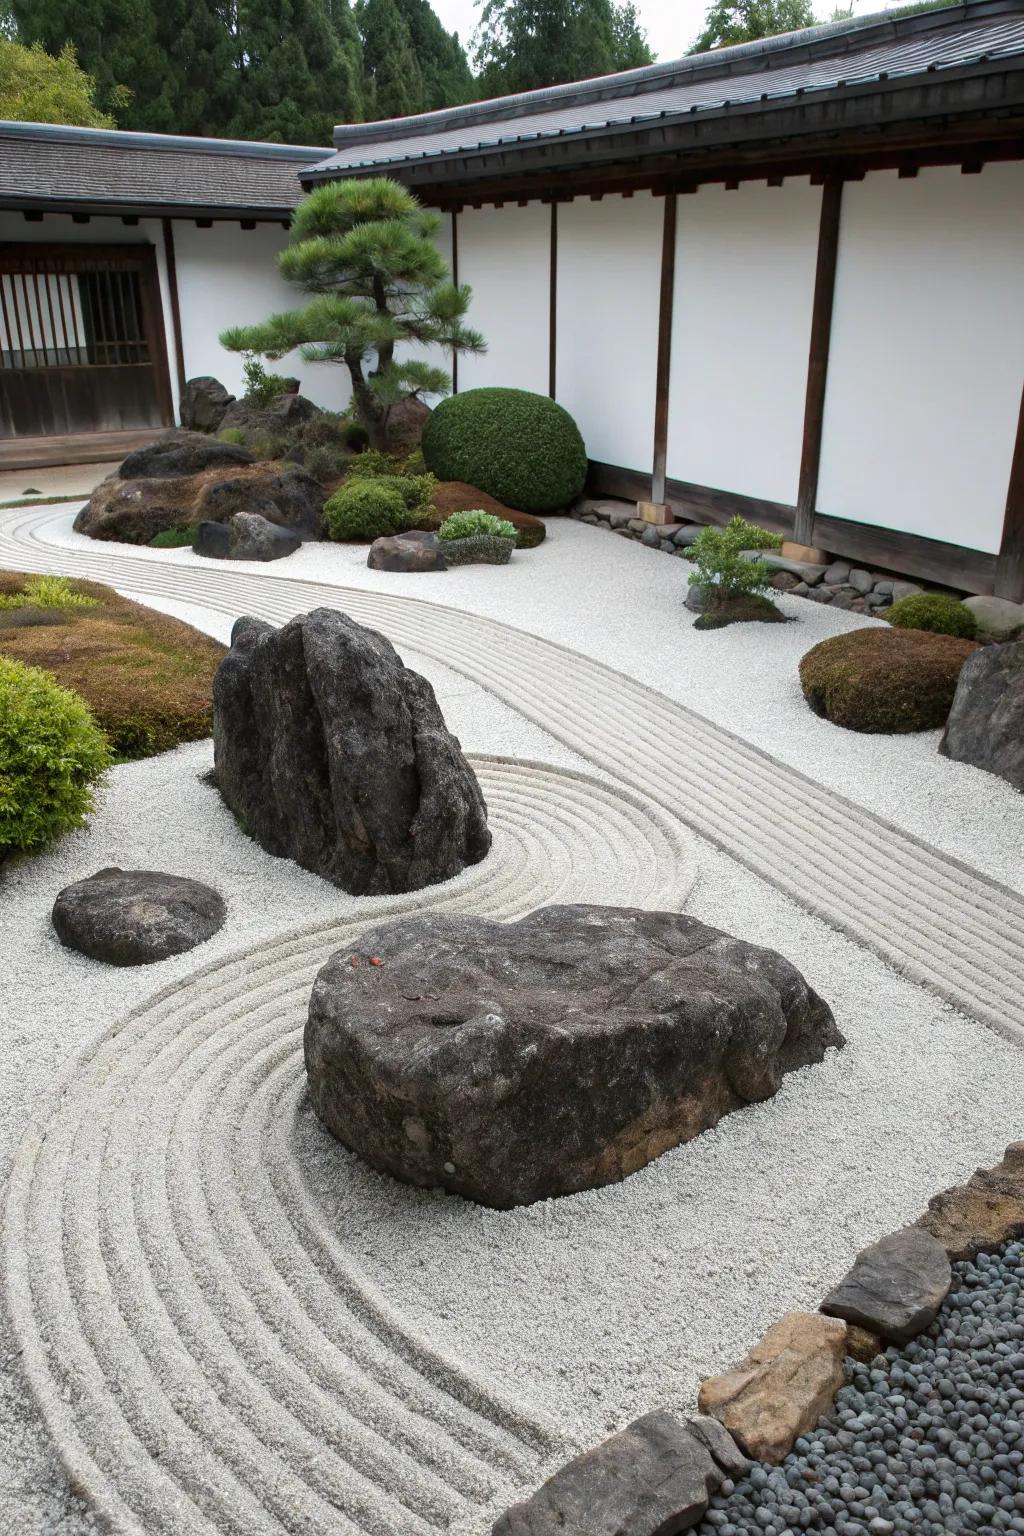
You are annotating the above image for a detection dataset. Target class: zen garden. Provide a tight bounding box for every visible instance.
[2,6,1024,1534]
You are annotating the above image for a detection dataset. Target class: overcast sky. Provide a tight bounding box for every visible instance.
[431,0,902,67]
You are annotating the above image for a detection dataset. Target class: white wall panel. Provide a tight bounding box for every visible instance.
[172,221,351,412]
[666,179,820,504]
[556,192,662,471]
[817,164,1024,554]
[455,203,550,395]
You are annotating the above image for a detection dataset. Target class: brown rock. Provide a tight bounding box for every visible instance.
[845,1325,885,1363]
[382,395,430,454]
[417,481,546,548]
[367,530,446,572]
[915,1142,1024,1261]
[74,461,323,545]
[820,1226,951,1344]
[697,1313,847,1464]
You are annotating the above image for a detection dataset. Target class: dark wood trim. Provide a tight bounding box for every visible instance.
[587,459,999,593]
[995,379,1024,602]
[794,177,843,546]
[161,217,187,409]
[0,242,158,271]
[450,209,459,395]
[548,202,557,399]
[652,192,677,504]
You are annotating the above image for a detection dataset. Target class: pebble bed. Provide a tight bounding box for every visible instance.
[697,1241,1024,1536]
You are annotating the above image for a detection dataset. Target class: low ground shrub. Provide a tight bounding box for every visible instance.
[439,510,518,543]
[0,655,111,857]
[887,592,977,639]
[799,627,978,733]
[422,388,587,513]
[0,571,224,760]
[149,526,196,549]
[0,574,99,611]
[323,480,413,541]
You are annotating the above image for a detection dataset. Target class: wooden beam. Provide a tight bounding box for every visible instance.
[161,218,187,409]
[651,192,677,505]
[995,379,1024,602]
[450,209,459,395]
[794,177,843,547]
[548,201,558,399]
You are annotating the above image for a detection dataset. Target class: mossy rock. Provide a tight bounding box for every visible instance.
[693,592,787,631]
[799,627,978,733]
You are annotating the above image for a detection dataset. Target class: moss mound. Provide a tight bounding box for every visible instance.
[0,572,225,760]
[693,593,787,631]
[799,627,978,733]
[887,592,978,639]
[422,388,586,513]
[417,481,546,547]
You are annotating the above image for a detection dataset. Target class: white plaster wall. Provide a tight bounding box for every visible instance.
[455,203,550,395]
[817,164,1024,554]
[666,180,820,504]
[172,221,350,413]
[0,211,180,416]
[555,192,662,470]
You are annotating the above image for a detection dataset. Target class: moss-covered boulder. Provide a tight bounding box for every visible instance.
[799,627,978,733]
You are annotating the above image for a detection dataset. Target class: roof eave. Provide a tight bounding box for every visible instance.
[0,195,296,221]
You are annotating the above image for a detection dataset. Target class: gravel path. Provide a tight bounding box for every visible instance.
[696,1240,1024,1536]
[2,507,1023,1535]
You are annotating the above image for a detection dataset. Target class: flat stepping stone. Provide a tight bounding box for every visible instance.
[820,1225,952,1343]
[916,1141,1024,1261]
[52,867,226,966]
[492,1410,719,1535]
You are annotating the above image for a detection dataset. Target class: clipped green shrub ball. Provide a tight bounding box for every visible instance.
[887,592,978,639]
[421,388,587,513]
[323,480,412,542]
[799,628,978,733]
[0,656,112,856]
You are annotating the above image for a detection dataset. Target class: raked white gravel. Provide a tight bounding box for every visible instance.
[1,507,1022,1535]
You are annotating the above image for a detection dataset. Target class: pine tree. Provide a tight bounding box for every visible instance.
[227,0,364,143]
[473,0,653,96]
[689,0,816,54]
[220,177,484,446]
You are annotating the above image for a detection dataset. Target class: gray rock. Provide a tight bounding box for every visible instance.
[685,1416,753,1479]
[193,520,232,559]
[214,609,490,895]
[891,580,923,602]
[367,530,446,573]
[628,518,650,535]
[792,582,809,597]
[491,1411,719,1535]
[76,461,322,546]
[685,582,712,613]
[198,465,322,539]
[849,568,874,594]
[118,430,253,479]
[218,391,320,442]
[962,594,1024,641]
[660,538,675,553]
[821,1225,952,1344]
[939,640,1024,792]
[304,903,843,1208]
[179,376,235,434]
[740,552,826,585]
[825,561,851,585]
[874,581,894,596]
[770,570,801,593]
[672,524,707,546]
[830,593,856,611]
[641,525,661,547]
[229,511,301,562]
[608,509,634,529]
[52,867,225,966]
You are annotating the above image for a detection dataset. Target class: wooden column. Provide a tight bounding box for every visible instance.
[651,191,677,506]
[794,178,843,548]
[995,380,1024,602]
[548,202,558,399]
[161,218,186,411]
[450,210,459,395]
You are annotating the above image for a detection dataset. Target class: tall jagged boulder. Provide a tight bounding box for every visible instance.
[213,609,490,894]
[939,640,1024,792]
[180,377,235,433]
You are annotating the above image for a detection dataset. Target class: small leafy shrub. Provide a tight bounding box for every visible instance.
[687,516,783,604]
[323,480,413,541]
[241,355,292,408]
[887,592,977,640]
[799,628,978,733]
[149,525,196,549]
[0,575,99,611]
[422,388,587,513]
[438,510,518,543]
[372,473,436,517]
[419,479,546,548]
[0,656,112,857]
[347,448,407,480]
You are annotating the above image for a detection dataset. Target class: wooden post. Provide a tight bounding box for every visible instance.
[161,218,186,412]
[794,178,843,549]
[651,192,677,506]
[450,210,459,395]
[548,202,558,399]
[995,380,1024,602]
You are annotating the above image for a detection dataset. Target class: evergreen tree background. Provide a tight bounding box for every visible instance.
[472,0,653,96]
[688,0,816,52]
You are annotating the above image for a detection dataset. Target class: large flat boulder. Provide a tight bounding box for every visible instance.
[939,640,1024,791]
[304,904,842,1208]
[820,1226,951,1344]
[214,609,490,895]
[52,867,225,966]
[74,462,323,545]
[119,430,253,479]
[492,1412,720,1536]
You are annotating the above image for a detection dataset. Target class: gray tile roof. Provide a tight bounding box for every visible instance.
[306,2,1024,178]
[0,123,325,216]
